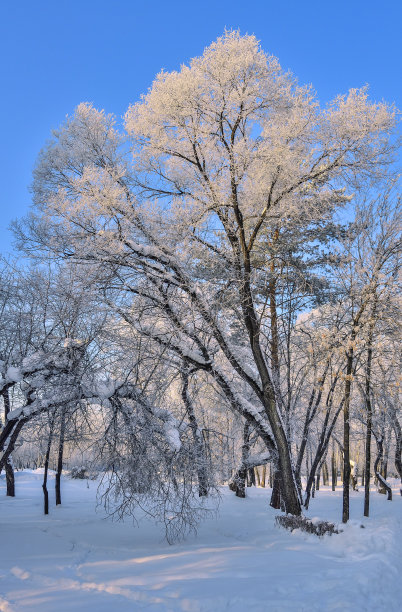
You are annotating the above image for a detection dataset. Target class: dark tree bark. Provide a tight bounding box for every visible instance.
[2,387,15,496]
[0,417,29,475]
[5,461,15,497]
[322,462,329,486]
[55,408,66,505]
[305,451,310,489]
[374,437,384,488]
[42,421,54,515]
[270,470,282,509]
[373,435,392,498]
[236,227,301,515]
[342,336,357,522]
[331,445,337,491]
[247,467,256,487]
[342,366,353,522]
[229,466,247,498]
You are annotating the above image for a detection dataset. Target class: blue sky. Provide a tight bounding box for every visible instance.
[1,0,401,256]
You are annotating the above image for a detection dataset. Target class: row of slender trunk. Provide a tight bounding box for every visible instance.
[1,404,67,514]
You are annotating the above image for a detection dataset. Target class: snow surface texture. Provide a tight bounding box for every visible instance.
[0,472,401,611]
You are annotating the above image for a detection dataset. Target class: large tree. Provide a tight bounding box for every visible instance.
[18,31,397,516]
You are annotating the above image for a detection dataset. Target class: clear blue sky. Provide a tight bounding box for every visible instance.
[1,0,401,256]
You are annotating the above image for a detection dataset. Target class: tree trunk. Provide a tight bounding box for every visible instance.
[42,425,53,515]
[240,255,301,516]
[303,383,345,508]
[375,473,392,500]
[229,467,247,498]
[364,339,373,517]
[382,440,389,480]
[0,417,28,475]
[331,443,337,491]
[181,370,209,497]
[322,462,329,486]
[247,467,255,487]
[229,422,251,498]
[2,388,15,497]
[5,460,15,497]
[342,300,368,523]
[55,409,66,506]
[295,362,336,497]
[270,470,282,509]
[374,437,383,489]
[342,346,355,523]
[351,465,358,491]
[393,417,402,495]
[304,435,337,509]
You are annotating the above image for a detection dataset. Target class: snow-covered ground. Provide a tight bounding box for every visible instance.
[0,471,401,611]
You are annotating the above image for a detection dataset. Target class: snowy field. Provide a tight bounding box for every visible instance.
[0,471,401,612]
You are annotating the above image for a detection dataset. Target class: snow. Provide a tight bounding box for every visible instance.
[6,407,24,420]
[93,379,117,400]
[3,367,23,385]
[21,352,46,371]
[163,424,182,452]
[0,472,401,611]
